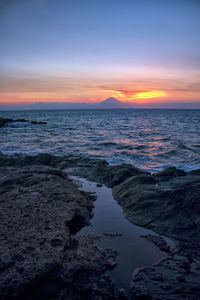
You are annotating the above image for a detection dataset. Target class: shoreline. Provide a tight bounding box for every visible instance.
[0,152,200,299]
[1,115,199,173]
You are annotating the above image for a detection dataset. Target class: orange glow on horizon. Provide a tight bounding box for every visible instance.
[0,89,167,104]
[1,78,200,105]
[133,90,166,99]
[101,89,167,102]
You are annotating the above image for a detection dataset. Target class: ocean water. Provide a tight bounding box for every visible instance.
[0,109,200,172]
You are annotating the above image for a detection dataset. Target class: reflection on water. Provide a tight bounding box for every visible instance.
[1,109,200,172]
[75,176,168,291]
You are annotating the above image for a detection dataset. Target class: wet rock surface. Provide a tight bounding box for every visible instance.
[0,152,200,299]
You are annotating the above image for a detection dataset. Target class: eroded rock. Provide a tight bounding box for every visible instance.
[0,164,117,299]
[112,169,200,247]
[131,255,200,299]
[111,166,200,299]
[1,153,200,299]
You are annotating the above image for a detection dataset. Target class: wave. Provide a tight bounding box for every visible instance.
[1,109,200,172]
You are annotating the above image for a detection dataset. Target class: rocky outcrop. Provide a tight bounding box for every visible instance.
[0,153,148,188]
[111,166,200,299]
[140,235,170,253]
[1,152,200,299]
[0,118,15,127]
[0,153,199,248]
[0,117,47,128]
[131,254,200,299]
[31,121,47,125]
[112,169,200,249]
[0,164,117,299]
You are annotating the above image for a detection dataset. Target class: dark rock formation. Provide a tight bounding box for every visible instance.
[15,119,29,123]
[1,152,200,299]
[112,171,200,248]
[0,117,47,128]
[31,121,47,125]
[103,164,150,188]
[0,153,199,248]
[111,165,200,299]
[153,166,186,181]
[131,255,200,299]
[0,152,148,189]
[0,163,117,299]
[71,161,149,188]
[140,235,170,253]
[0,118,15,128]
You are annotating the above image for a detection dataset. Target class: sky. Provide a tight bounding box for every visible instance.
[0,0,200,108]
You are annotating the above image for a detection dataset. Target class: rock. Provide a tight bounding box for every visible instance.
[176,275,186,282]
[113,170,200,247]
[0,153,148,188]
[69,158,110,183]
[0,117,47,128]
[0,164,117,299]
[154,167,186,181]
[111,167,200,298]
[69,161,149,188]
[131,256,200,299]
[119,288,128,299]
[0,153,200,250]
[188,169,200,175]
[32,153,55,165]
[103,164,150,188]
[179,261,190,270]
[106,259,117,270]
[140,234,170,253]
[1,153,200,298]
[31,121,47,125]
[15,119,29,122]
[0,117,14,127]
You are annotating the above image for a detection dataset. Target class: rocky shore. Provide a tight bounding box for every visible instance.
[0,158,117,299]
[0,152,200,299]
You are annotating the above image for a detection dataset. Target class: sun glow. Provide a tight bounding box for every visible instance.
[101,88,167,102]
[133,90,166,99]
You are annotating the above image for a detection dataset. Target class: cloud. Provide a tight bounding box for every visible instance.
[0,74,200,104]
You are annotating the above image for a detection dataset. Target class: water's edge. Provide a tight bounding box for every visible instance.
[72,176,175,291]
[1,109,200,172]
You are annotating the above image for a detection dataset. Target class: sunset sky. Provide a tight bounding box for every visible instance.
[0,0,200,108]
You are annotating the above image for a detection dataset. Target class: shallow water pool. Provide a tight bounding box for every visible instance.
[74,176,172,291]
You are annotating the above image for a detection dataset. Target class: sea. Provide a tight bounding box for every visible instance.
[0,109,200,172]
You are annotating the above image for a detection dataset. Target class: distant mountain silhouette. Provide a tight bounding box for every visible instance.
[98,97,124,108]
[1,96,200,110]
